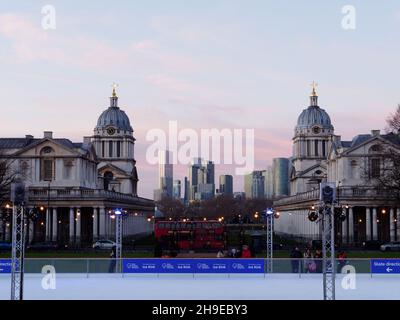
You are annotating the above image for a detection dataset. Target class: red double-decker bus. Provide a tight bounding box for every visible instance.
[155,221,226,251]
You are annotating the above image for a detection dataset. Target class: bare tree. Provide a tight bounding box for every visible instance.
[0,153,17,207]
[386,104,400,134]
[362,107,400,204]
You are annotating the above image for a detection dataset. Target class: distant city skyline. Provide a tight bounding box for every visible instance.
[1,1,400,198]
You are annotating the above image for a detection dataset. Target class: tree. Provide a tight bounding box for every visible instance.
[0,154,17,207]
[363,107,400,203]
[386,104,400,134]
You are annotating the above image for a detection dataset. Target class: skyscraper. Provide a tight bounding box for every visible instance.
[264,166,274,199]
[273,158,290,197]
[219,175,233,196]
[154,150,173,200]
[188,158,215,201]
[244,171,266,199]
[173,180,181,200]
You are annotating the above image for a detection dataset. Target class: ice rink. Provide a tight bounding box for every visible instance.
[1,274,399,300]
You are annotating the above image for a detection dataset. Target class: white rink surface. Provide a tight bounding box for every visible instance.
[1,274,400,300]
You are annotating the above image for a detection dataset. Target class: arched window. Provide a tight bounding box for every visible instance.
[369,144,382,153]
[104,171,114,190]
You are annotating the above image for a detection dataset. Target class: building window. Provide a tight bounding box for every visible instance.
[40,147,55,181]
[42,159,54,181]
[102,141,105,158]
[371,158,381,178]
[109,141,113,158]
[322,141,326,157]
[117,141,121,158]
[314,140,319,157]
[307,140,311,157]
[104,171,114,190]
[64,161,74,179]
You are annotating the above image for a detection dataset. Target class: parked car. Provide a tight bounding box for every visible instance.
[0,241,12,251]
[363,240,381,250]
[380,242,400,252]
[93,240,116,250]
[26,242,64,251]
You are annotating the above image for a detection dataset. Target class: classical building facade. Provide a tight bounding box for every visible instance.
[274,86,400,246]
[0,89,154,246]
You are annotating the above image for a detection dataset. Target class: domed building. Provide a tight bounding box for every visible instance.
[92,87,138,196]
[290,83,334,195]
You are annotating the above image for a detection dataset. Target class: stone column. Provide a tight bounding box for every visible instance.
[99,207,106,239]
[93,208,99,241]
[390,208,396,242]
[366,207,371,241]
[69,207,75,244]
[52,208,58,242]
[342,211,348,244]
[397,208,400,242]
[76,208,81,244]
[28,219,34,244]
[45,208,51,241]
[348,207,354,244]
[372,207,378,241]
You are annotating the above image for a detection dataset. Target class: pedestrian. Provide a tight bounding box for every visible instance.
[290,247,303,273]
[108,246,117,273]
[303,248,312,273]
[338,251,347,272]
[241,245,252,258]
[314,249,323,273]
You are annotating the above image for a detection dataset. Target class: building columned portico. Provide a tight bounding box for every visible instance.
[0,88,155,245]
[273,85,400,246]
[274,187,400,245]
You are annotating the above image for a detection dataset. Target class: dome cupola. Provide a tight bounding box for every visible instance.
[95,85,133,133]
[296,82,334,131]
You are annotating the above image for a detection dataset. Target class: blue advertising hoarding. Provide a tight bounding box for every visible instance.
[371,259,400,274]
[123,259,265,274]
[0,259,12,274]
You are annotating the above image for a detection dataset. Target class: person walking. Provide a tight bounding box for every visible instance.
[108,246,117,273]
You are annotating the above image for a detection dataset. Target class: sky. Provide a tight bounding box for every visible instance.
[1,0,400,198]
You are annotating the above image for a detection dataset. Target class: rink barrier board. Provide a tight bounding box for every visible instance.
[122,259,266,274]
[1,258,400,275]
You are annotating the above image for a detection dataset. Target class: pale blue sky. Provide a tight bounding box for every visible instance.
[1,1,400,198]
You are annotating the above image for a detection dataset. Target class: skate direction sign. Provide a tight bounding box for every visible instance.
[371,259,400,274]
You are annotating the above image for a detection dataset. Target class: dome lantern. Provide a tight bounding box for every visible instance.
[95,85,133,133]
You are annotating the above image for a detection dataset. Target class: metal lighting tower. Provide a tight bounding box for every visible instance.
[320,183,336,301]
[264,208,274,274]
[10,182,26,300]
[115,209,123,273]
[321,205,335,300]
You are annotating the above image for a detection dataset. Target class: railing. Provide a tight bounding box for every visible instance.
[274,186,397,207]
[1,258,397,277]
[27,188,153,205]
